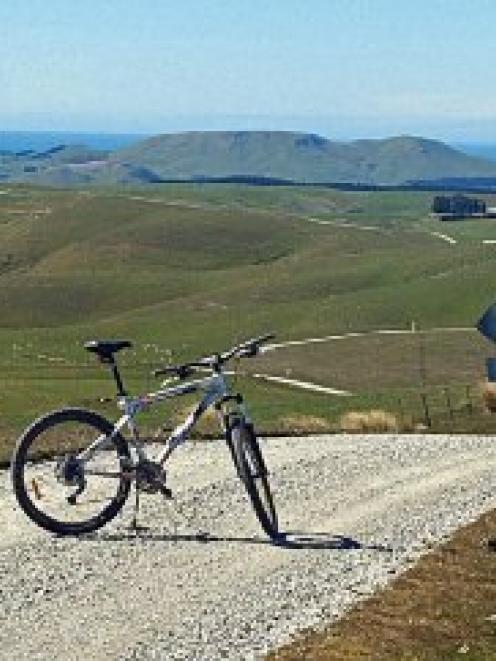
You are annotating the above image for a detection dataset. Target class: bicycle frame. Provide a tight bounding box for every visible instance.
[77,370,250,468]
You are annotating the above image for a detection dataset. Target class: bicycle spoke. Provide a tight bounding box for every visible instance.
[12,410,131,534]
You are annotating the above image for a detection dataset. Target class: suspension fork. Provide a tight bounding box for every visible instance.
[215,393,244,428]
[216,393,249,477]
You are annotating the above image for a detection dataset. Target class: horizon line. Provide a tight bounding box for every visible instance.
[0,128,495,145]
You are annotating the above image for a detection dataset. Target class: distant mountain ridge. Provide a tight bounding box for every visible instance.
[3,131,496,187]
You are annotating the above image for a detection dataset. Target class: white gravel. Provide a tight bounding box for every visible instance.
[1,433,496,660]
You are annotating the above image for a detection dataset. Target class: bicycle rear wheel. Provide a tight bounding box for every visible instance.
[230,421,279,539]
[11,408,131,535]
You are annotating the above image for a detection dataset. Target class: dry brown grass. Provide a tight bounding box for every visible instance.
[276,414,330,434]
[480,380,496,413]
[269,507,496,660]
[167,407,331,438]
[339,409,400,433]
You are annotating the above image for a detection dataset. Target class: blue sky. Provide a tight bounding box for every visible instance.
[2,0,495,140]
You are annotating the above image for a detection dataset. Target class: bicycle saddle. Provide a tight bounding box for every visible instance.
[84,340,132,362]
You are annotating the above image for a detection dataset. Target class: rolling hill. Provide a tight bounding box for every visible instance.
[111,132,496,185]
[0,183,494,446]
[3,132,496,186]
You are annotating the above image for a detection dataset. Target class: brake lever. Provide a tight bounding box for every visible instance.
[238,344,258,358]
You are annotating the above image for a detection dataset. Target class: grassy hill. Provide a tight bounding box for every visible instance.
[0,145,108,186]
[0,182,495,457]
[3,132,496,186]
[111,132,496,185]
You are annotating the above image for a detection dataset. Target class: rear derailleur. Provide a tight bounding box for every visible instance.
[55,454,87,505]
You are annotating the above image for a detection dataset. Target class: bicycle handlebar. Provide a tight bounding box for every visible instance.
[152,333,275,378]
[220,333,275,362]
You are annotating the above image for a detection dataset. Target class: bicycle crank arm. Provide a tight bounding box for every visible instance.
[67,478,87,505]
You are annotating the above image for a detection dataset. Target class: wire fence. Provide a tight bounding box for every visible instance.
[2,326,496,438]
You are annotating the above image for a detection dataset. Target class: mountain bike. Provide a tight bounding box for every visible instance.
[11,335,279,538]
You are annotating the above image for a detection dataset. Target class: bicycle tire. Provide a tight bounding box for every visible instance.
[230,421,279,538]
[11,408,131,535]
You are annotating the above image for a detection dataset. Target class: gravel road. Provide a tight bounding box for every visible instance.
[1,433,496,660]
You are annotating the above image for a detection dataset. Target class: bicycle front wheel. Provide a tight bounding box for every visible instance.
[11,408,131,535]
[231,422,279,539]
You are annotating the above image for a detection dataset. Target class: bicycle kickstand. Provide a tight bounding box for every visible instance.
[129,482,144,533]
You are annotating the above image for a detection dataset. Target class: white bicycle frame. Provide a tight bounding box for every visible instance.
[77,369,250,468]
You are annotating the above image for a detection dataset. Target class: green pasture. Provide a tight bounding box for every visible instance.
[0,183,496,460]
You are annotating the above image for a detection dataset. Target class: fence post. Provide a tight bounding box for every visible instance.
[416,324,427,390]
[420,392,432,428]
[466,385,474,416]
[444,388,454,419]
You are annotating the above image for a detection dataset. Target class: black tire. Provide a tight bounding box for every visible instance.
[230,421,279,538]
[11,408,131,535]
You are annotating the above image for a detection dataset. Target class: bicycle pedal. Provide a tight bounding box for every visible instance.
[160,485,173,499]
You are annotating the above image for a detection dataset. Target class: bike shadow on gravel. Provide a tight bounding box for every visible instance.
[82,528,392,553]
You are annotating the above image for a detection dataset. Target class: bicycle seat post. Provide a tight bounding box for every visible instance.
[83,340,131,397]
[107,357,127,398]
